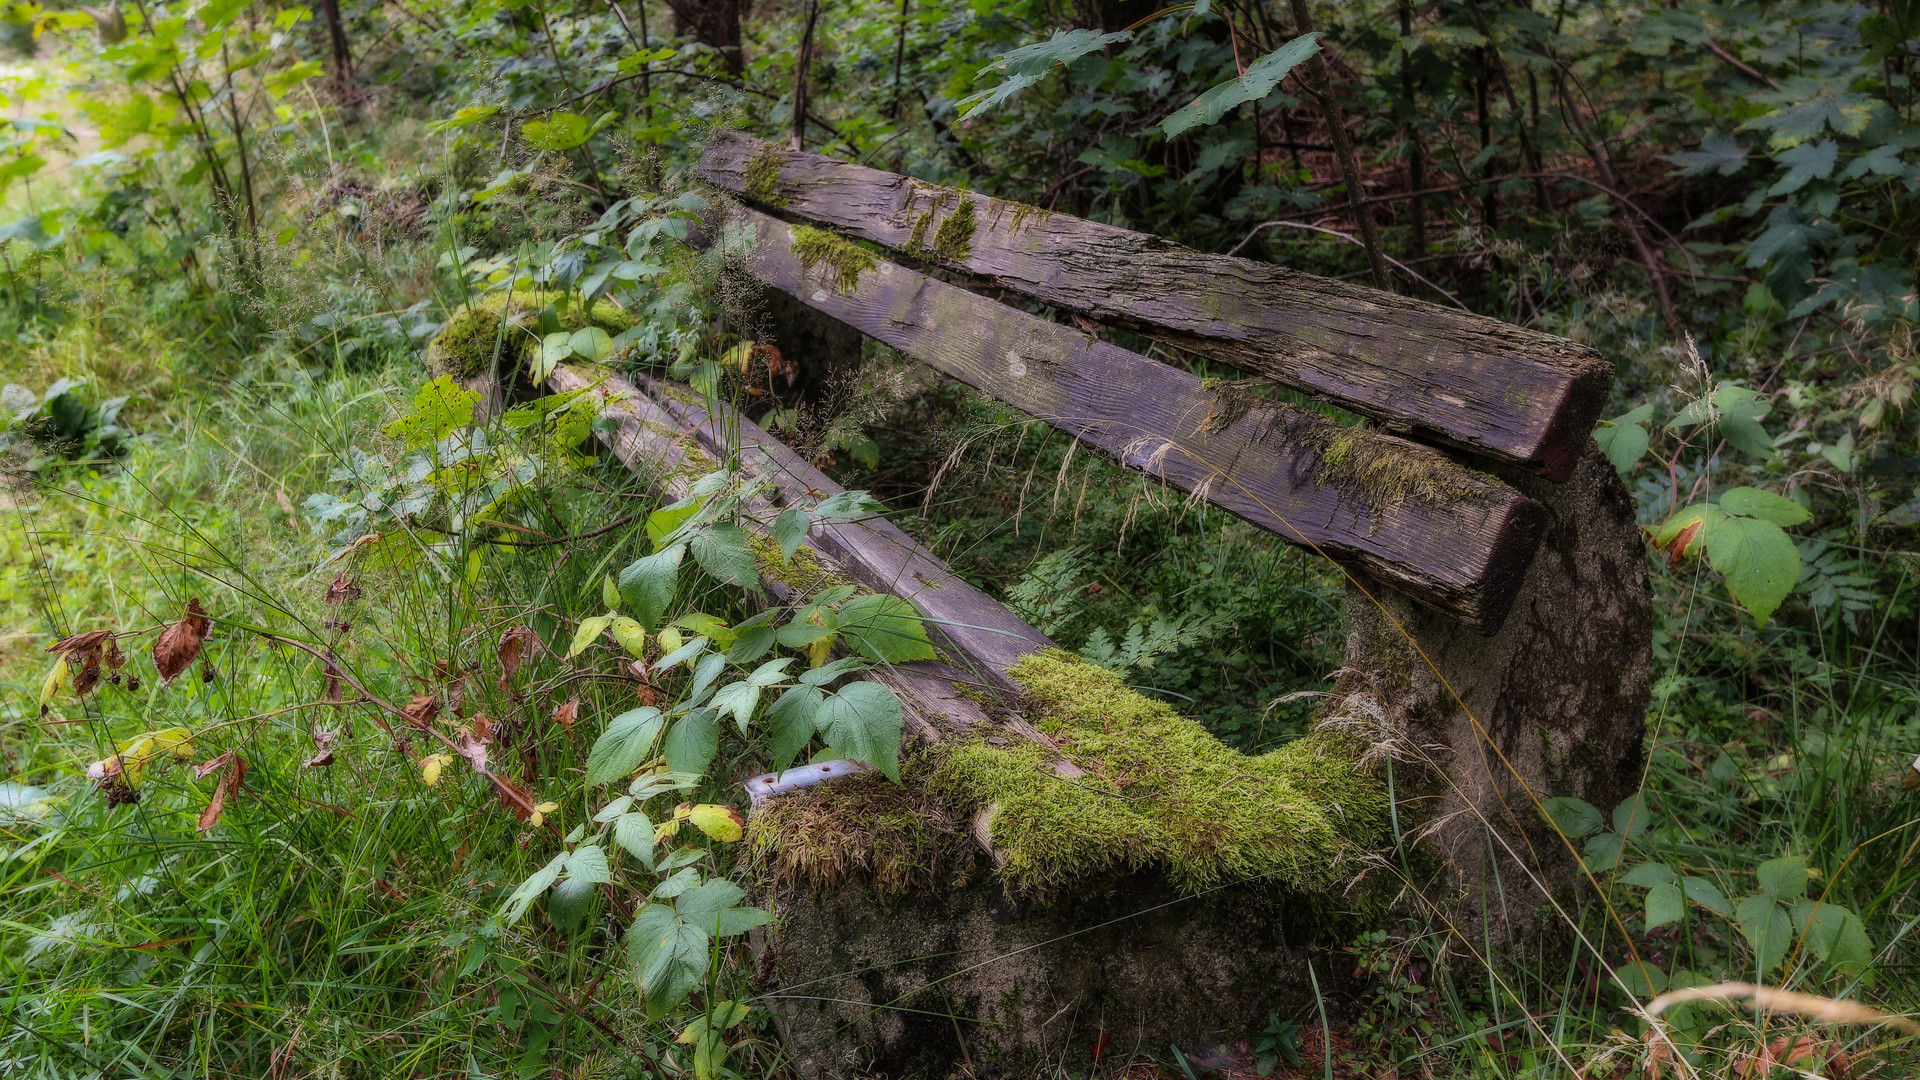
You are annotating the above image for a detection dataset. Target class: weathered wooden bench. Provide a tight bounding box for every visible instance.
[494,134,1651,1077]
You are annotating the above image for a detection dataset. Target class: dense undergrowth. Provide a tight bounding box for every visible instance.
[0,0,1917,1077]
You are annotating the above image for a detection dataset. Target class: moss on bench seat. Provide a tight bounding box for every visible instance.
[426,290,636,379]
[754,650,1389,904]
[933,651,1388,898]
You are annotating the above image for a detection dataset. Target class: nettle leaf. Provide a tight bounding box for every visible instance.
[1769,140,1837,195]
[1736,893,1793,973]
[1541,796,1604,838]
[1666,132,1748,176]
[773,506,810,562]
[585,707,665,786]
[764,684,821,771]
[957,28,1134,119]
[1161,33,1321,138]
[619,544,684,630]
[1719,487,1811,527]
[1704,513,1802,625]
[814,681,903,781]
[1594,403,1654,475]
[662,708,720,777]
[691,521,759,588]
[835,594,936,664]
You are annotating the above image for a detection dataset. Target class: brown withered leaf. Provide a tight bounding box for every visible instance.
[1662,519,1704,568]
[153,599,211,685]
[400,692,440,730]
[491,774,538,820]
[199,655,218,684]
[454,726,490,774]
[103,637,125,670]
[325,573,361,607]
[551,696,580,732]
[49,630,114,697]
[468,714,493,743]
[196,752,247,833]
[496,625,534,690]
[304,728,340,769]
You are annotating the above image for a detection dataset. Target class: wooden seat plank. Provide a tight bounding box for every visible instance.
[698,132,1612,482]
[724,206,1547,632]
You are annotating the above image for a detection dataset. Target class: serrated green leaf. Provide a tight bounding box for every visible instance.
[709,681,762,735]
[1621,862,1677,888]
[1719,487,1811,527]
[764,684,821,771]
[585,707,664,785]
[662,708,720,777]
[1683,876,1735,916]
[1756,855,1808,901]
[614,811,654,868]
[1736,894,1793,973]
[1704,513,1802,624]
[957,29,1134,119]
[562,843,611,885]
[813,681,902,781]
[547,875,597,932]
[1645,881,1685,929]
[1583,832,1625,873]
[1769,140,1837,195]
[1541,796,1605,838]
[1161,34,1321,138]
[691,521,759,588]
[835,594,935,664]
[627,903,708,1020]
[646,498,702,545]
[774,506,809,562]
[1594,415,1650,475]
[384,377,480,449]
[1612,791,1652,837]
[500,851,568,926]
[523,111,592,151]
[618,544,683,630]
[569,326,614,363]
[1612,959,1668,998]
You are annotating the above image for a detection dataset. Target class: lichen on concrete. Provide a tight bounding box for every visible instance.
[789,226,878,293]
[930,650,1388,899]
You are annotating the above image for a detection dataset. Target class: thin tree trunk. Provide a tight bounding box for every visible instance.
[1397,0,1425,260]
[317,0,353,93]
[1475,52,1497,229]
[888,0,908,120]
[1285,0,1392,291]
[792,2,820,151]
[668,0,743,75]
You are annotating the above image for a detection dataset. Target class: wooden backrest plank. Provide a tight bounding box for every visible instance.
[726,205,1546,632]
[698,133,1611,482]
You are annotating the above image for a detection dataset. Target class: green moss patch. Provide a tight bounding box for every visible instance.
[424,290,635,381]
[930,651,1387,898]
[750,754,978,899]
[1311,427,1486,515]
[744,145,789,209]
[789,226,878,293]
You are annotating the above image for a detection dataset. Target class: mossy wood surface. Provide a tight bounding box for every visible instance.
[698,132,1612,481]
[427,289,632,380]
[725,205,1546,631]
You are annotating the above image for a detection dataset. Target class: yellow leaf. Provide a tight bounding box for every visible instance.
[529,800,559,827]
[421,753,454,786]
[610,617,647,659]
[38,657,67,713]
[569,614,616,658]
[687,803,746,843]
